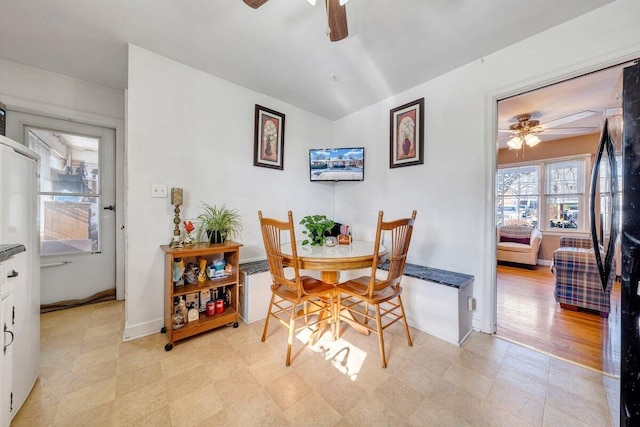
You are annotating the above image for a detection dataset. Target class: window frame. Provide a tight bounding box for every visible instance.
[498,154,591,234]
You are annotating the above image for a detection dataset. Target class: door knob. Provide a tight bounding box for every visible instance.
[103,205,115,211]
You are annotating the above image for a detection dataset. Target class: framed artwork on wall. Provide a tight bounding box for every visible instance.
[253,104,285,170]
[389,98,424,168]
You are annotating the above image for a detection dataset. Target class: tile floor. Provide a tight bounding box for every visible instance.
[11,300,619,426]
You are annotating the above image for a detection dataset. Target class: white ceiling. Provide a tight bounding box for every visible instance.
[497,61,633,148]
[0,0,615,120]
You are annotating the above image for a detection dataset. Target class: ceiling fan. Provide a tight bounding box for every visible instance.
[242,0,349,42]
[499,110,599,150]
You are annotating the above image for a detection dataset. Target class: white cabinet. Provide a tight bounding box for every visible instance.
[0,262,14,427]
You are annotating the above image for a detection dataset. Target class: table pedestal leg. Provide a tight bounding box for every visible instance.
[322,270,339,285]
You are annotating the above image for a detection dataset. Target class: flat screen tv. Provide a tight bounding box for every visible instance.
[309,147,364,182]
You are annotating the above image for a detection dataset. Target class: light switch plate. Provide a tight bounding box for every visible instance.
[151,184,167,198]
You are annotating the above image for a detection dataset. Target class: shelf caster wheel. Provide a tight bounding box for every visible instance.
[160,326,167,334]
[233,322,239,328]
[164,343,173,351]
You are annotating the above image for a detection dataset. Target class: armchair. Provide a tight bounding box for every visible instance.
[497,225,542,267]
[552,236,615,318]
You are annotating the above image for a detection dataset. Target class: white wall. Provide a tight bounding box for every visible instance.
[125,45,334,338]
[0,58,123,124]
[332,0,640,332]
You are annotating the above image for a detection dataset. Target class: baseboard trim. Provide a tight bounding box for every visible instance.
[123,318,164,342]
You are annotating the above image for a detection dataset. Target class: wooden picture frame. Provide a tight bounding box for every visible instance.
[253,104,285,170]
[389,98,424,168]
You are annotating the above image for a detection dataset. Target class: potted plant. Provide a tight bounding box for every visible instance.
[300,214,335,246]
[195,202,243,244]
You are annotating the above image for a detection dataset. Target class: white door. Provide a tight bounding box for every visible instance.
[7,112,116,305]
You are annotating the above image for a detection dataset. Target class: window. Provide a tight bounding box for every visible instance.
[28,129,101,255]
[498,155,590,232]
[545,159,585,230]
[496,165,539,227]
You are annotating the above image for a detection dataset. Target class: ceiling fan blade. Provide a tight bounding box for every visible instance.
[326,0,348,42]
[540,110,597,129]
[540,127,599,135]
[243,0,269,9]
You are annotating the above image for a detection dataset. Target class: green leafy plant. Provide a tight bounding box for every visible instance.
[300,215,335,246]
[195,203,243,244]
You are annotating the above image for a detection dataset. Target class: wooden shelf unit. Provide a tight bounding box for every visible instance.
[161,241,242,350]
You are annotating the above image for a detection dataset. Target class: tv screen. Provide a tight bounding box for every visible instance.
[309,147,364,182]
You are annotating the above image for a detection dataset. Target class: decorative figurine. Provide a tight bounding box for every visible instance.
[170,187,183,248]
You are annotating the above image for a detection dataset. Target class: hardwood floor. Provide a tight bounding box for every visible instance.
[496,263,621,376]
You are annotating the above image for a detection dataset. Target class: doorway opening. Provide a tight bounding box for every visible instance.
[494,63,629,377]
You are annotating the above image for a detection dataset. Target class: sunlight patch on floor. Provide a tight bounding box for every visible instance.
[296,327,367,380]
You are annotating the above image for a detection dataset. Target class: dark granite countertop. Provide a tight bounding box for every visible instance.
[240,258,474,289]
[0,244,26,262]
[379,261,473,289]
[240,260,270,275]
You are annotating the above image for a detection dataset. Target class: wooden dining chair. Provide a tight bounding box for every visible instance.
[335,210,417,368]
[258,210,335,366]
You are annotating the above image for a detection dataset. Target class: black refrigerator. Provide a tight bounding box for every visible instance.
[620,61,640,426]
[592,60,640,426]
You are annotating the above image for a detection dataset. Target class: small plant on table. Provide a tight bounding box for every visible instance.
[300,215,335,246]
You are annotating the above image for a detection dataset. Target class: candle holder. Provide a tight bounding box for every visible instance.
[170,187,183,248]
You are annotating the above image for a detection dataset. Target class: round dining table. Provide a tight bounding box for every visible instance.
[280,240,387,284]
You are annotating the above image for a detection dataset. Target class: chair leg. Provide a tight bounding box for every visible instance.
[374,304,387,368]
[397,295,413,347]
[261,293,276,342]
[330,292,336,341]
[335,291,341,340]
[286,302,296,367]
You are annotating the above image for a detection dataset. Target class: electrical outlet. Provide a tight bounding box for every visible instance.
[151,184,167,198]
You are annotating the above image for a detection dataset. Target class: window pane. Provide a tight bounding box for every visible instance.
[545,160,584,194]
[547,196,580,229]
[497,165,539,227]
[40,195,100,255]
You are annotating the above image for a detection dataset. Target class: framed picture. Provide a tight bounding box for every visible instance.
[253,104,285,170]
[389,98,424,168]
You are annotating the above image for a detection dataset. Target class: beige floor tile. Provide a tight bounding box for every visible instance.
[264,370,313,410]
[314,370,367,414]
[215,368,263,406]
[128,405,174,427]
[542,405,596,427]
[442,360,494,400]
[168,384,223,426]
[544,383,613,426]
[83,319,124,339]
[481,379,546,426]
[225,388,289,426]
[54,377,117,422]
[117,345,160,375]
[284,390,342,426]
[72,342,120,371]
[342,394,406,426]
[66,358,118,393]
[53,401,115,427]
[370,376,425,418]
[114,381,169,425]
[81,330,123,353]
[248,352,294,386]
[493,360,549,404]
[409,397,472,426]
[116,361,164,395]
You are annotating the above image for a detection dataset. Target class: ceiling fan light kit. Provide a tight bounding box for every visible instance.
[243,0,349,42]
